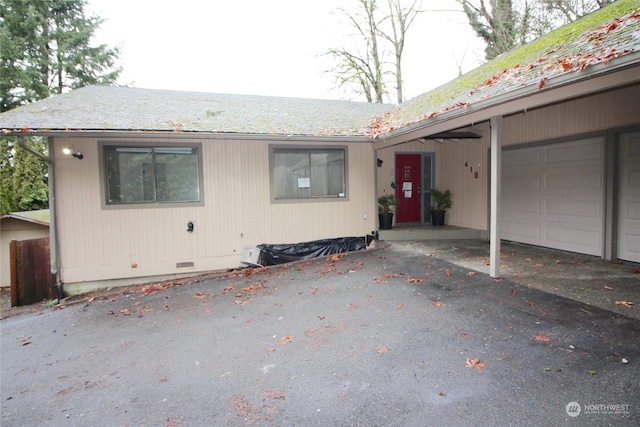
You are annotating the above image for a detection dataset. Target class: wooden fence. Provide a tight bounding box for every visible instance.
[10,237,56,306]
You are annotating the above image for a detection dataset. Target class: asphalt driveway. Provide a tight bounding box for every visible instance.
[1,241,639,426]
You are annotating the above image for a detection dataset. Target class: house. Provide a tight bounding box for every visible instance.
[0,210,50,287]
[1,0,638,295]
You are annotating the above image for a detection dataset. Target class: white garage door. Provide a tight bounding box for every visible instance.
[618,132,640,263]
[501,137,605,256]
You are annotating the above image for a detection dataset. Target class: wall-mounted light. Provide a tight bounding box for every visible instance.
[63,147,83,160]
[377,158,384,167]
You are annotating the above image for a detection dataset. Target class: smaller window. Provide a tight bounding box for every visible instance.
[104,145,201,205]
[272,147,346,200]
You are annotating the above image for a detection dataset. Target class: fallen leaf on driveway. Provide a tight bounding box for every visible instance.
[616,301,634,307]
[465,357,488,370]
[396,304,406,310]
[406,277,427,283]
[223,286,235,292]
[277,335,294,345]
[604,285,614,291]
[373,277,387,284]
[534,263,544,268]
[631,268,640,274]
[432,301,444,307]
[376,345,390,353]
[384,272,405,278]
[459,329,470,339]
[533,335,551,342]
[468,271,477,276]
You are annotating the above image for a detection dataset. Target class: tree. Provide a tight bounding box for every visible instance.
[0,0,121,112]
[325,0,422,103]
[458,0,619,61]
[457,0,521,60]
[0,0,121,214]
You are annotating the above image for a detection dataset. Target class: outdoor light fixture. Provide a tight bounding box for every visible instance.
[63,147,84,160]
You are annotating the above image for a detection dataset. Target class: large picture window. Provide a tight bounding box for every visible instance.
[272,147,346,200]
[104,145,201,204]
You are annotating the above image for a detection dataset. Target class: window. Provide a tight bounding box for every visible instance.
[272,147,346,200]
[104,145,201,205]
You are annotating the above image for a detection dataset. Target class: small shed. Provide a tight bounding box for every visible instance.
[0,209,50,287]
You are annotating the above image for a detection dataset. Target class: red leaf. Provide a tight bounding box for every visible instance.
[538,77,547,90]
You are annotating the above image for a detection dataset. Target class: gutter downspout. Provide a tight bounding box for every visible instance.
[16,136,63,301]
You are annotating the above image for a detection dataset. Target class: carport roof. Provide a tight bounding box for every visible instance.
[368,0,640,138]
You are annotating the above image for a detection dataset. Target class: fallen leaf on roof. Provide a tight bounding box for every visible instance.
[615,301,634,308]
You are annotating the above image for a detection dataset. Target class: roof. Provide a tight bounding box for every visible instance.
[1,209,50,227]
[0,86,389,138]
[369,0,640,137]
[0,1,638,140]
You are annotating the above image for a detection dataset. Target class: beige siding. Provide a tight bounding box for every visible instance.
[54,137,376,286]
[1,219,49,287]
[376,122,491,230]
[503,84,640,146]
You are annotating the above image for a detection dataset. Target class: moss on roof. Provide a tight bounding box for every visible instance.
[371,0,640,137]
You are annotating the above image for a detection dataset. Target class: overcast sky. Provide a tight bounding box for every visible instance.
[86,0,486,103]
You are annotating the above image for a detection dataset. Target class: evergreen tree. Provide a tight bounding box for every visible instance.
[0,0,121,213]
[1,0,121,111]
[11,139,49,212]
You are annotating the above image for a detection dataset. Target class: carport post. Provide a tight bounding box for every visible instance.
[489,116,502,278]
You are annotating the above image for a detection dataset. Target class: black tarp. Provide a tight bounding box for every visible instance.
[257,236,373,266]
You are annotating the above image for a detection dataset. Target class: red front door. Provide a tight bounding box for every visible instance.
[395,154,421,223]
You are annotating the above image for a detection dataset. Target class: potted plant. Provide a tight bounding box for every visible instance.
[378,194,400,230]
[430,188,452,226]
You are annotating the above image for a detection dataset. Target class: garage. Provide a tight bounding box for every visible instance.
[618,132,640,263]
[501,137,605,257]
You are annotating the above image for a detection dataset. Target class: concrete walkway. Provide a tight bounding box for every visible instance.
[1,241,639,426]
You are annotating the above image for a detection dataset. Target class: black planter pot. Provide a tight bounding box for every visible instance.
[431,210,446,226]
[379,212,394,230]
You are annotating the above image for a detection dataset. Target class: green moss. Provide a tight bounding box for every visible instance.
[388,0,639,127]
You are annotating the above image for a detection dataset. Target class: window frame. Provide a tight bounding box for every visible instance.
[269,145,349,203]
[99,141,204,209]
